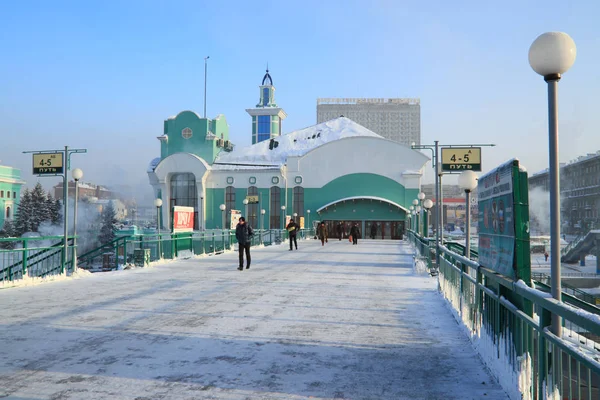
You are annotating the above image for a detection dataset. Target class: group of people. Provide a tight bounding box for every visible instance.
[316,221,361,245]
[235,217,364,271]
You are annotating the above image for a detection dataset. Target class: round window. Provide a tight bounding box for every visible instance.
[182,127,193,139]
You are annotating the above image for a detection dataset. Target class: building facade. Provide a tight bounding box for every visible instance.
[0,165,25,229]
[246,69,287,144]
[54,181,116,200]
[529,151,600,233]
[316,98,421,146]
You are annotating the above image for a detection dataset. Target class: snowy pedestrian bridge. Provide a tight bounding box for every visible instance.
[0,238,595,399]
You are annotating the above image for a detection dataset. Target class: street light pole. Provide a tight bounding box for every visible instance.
[529,31,577,337]
[458,170,478,259]
[423,199,433,238]
[243,198,249,220]
[204,56,210,118]
[71,168,83,271]
[219,203,226,231]
[154,198,163,259]
[281,205,286,230]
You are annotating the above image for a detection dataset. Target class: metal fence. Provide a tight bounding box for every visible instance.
[408,231,600,399]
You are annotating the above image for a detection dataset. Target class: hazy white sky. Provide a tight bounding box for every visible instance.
[2,0,599,204]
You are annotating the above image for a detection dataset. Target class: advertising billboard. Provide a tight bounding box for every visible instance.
[172,206,195,233]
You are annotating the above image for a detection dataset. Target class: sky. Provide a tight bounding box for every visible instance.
[1,0,599,205]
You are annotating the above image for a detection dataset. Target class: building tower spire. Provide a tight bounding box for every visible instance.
[246,67,287,144]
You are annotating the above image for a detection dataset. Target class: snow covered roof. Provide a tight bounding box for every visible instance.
[214,117,383,167]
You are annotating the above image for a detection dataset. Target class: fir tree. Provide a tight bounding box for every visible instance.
[0,220,16,248]
[53,198,62,226]
[98,201,117,244]
[46,192,60,225]
[14,189,33,236]
[30,182,48,231]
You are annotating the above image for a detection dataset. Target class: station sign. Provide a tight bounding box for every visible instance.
[33,153,64,175]
[246,195,259,204]
[441,147,481,171]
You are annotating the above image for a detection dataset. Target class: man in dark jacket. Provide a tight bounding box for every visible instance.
[350,223,360,245]
[337,222,344,240]
[235,217,253,270]
[286,218,299,250]
[370,223,378,240]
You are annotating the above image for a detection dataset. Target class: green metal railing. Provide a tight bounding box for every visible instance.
[409,232,600,399]
[1,236,75,283]
[77,229,315,271]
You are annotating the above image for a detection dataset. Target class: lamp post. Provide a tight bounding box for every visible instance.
[416,205,422,236]
[281,205,286,229]
[204,56,210,118]
[458,170,478,259]
[307,210,311,230]
[71,168,83,271]
[418,192,426,237]
[423,199,433,238]
[409,206,414,231]
[412,200,419,235]
[219,203,226,230]
[154,198,163,259]
[243,198,249,218]
[529,31,576,337]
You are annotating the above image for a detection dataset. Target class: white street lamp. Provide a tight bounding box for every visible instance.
[418,192,425,201]
[529,31,576,337]
[423,199,433,238]
[219,203,226,230]
[154,198,163,259]
[412,199,419,206]
[306,209,311,231]
[458,170,478,260]
[281,205,286,229]
[260,208,265,232]
[71,168,83,271]
[242,198,249,220]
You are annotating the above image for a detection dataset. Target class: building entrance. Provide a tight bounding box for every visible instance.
[323,220,406,240]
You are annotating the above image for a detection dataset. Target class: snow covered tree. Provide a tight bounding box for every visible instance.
[30,182,48,232]
[46,192,61,225]
[53,198,62,226]
[13,189,34,236]
[0,220,16,248]
[98,201,117,244]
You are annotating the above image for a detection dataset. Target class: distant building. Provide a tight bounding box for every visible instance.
[420,184,478,232]
[87,199,128,221]
[53,181,116,200]
[0,165,25,229]
[529,151,600,233]
[316,98,421,146]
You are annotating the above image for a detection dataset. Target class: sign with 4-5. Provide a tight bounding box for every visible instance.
[33,153,64,175]
[441,147,481,172]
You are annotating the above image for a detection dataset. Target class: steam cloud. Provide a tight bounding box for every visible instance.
[529,187,550,235]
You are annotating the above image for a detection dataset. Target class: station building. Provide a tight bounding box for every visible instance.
[0,165,25,229]
[147,71,430,238]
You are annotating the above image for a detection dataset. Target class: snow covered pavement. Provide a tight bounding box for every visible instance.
[0,240,509,399]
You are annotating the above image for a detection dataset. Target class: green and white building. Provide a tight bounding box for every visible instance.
[147,71,429,238]
[0,165,25,229]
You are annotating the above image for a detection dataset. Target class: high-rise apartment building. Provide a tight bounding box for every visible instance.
[316,98,421,145]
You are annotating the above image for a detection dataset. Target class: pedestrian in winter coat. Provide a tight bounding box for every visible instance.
[350,223,360,245]
[370,223,377,240]
[235,217,253,270]
[286,219,299,251]
[318,222,328,246]
[337,222,344,240]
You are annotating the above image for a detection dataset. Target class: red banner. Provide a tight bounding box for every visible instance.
[173,206,194,232]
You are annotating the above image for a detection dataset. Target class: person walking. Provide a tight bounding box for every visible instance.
[286,218,299,250]
[350,223,360,245]
[235,216,253,271]
[370,223,377,240]
[337,222,344,240]
[318,221,328,246]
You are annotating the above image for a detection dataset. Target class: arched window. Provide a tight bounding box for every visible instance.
[170,173,198,230]
[270,186,281,229]
[6,206,10,219]
[293,186,304,221]
[225,186,235,228]
[247,186,258,228]
[0,191,3,198]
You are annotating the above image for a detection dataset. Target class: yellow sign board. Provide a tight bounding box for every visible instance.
[246,195,259,204]
[441,147,481,171]
[33,153,64,175]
